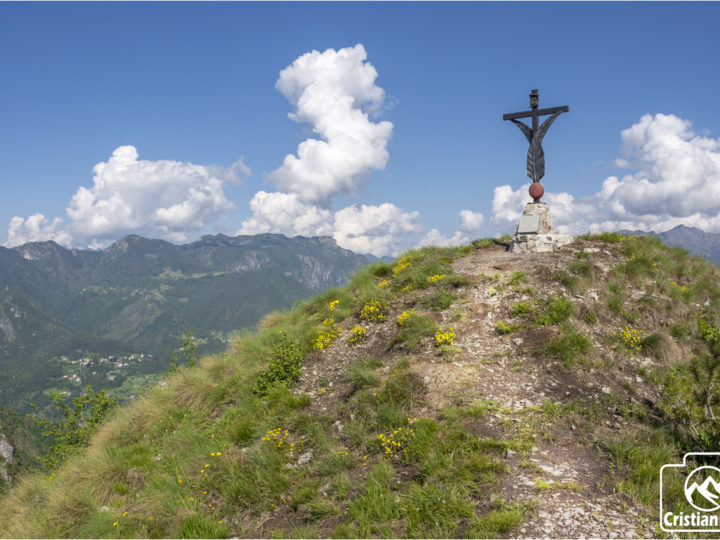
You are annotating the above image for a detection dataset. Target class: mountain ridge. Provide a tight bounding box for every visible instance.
[617,224,720,265]
[0,233,374,412]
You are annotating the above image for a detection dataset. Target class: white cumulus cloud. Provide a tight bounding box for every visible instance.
[491,113,720,235]
[237,195,422,257]
[270,44,393,205]
[6,214,72,247]
[5,145,244,248]
[418,209,486,248]
[418,229,467,248]
[237,191,333,237]
[333,203,422,257]
[458,209,485,233]
[236,45,418,257]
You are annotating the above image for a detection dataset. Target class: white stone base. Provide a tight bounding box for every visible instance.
[510,233,574,253]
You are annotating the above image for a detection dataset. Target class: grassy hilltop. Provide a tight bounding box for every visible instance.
[1,234,719,538]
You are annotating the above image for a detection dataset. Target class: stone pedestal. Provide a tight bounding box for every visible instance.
[510,202,573,253]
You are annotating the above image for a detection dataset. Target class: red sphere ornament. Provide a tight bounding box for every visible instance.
[529,182,544,200]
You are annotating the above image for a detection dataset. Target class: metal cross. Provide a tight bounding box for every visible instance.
[503,89,569,200]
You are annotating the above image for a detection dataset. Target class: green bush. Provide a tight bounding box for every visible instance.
[496,321,520,334]
[670,322,690,341]
[546,331,592,368]
[579,232,623,243]
[568,260,592,278]
[507,271,528,287]
[348,363,380,391]
[473,238,496,249]
[425,289,454,311]
[468,505,524,537]
[662,318,720,451]
[537,296,573,326]
[168,333,199,372]
[390,313,439,351]
[253,333,304,395]
[178,514,228,539]
[553,271,579,293]
[32,385,118,470]
[511,300,536,317]
[378,371,424,407]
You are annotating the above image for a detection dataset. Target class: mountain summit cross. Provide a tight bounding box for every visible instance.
[503,89,569,202]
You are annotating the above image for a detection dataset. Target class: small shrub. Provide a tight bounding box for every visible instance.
[584,310,598,324]
[546,331,592,368]
[312,318,340,351]
[670,323,690,341]
[608,293,623,314]
[641,332,663,357]
[511,301,535,317]
[537,296,573,326]
[390,313,439,350]
[478,272,501,283]
[619,255,657,278]
[580,232,623,243]
[397,310,414,326]
[473,238,496,249]
[507,271,528,286]
[425,289,454,311]
[253,334,304,394]
[468,505,524,537]
[369,261,394,278]
[360,298,389,322]
[178,514,228,539]
[403,482,473,538]
[615,326,648,353]
[568,260,592,278]
[168,333,199,371]
[444,274,470,288]
[377,422,417,460]
[435,328,455,346]
[392,256,411,277]
[32,385,118,470]
[495,321,520,334]
[661,318,720,450]
[348,363,380,391]
[553,271,579,293]
[378,372,424,407]
[348,325,366,346]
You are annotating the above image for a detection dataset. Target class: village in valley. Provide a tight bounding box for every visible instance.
[51,352,157,399]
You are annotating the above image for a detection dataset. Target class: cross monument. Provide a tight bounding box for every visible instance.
[503,89,569,202]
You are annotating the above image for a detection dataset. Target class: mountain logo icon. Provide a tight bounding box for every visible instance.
[684,465,720,511]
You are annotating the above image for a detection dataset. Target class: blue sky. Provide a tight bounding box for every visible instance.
[2,2,720,255]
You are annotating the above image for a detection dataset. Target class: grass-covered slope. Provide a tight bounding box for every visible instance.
[2,236,720,538]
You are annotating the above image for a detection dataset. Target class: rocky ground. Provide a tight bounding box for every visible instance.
[291,240,677,538]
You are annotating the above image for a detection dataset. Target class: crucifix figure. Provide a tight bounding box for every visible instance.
[503,89,569,202]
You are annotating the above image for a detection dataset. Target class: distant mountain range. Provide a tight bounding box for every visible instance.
[0,233,373,411]
[619,225,720,265]
[2,224,716,413]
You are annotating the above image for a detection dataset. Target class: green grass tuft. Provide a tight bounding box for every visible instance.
[546,331,592,368]
[536,296,574,326]
[495,321,521,334]
[390,313,439,351]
